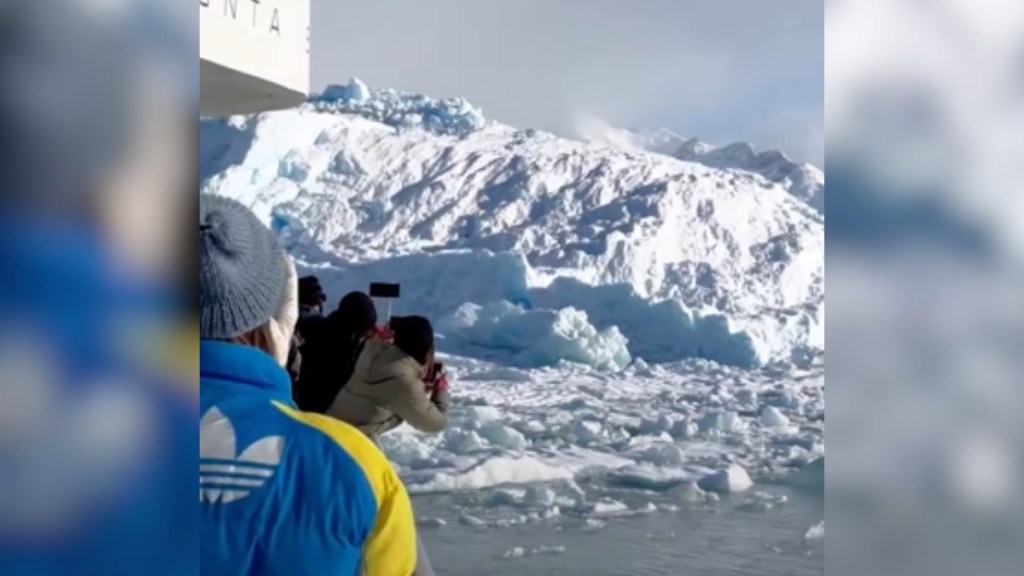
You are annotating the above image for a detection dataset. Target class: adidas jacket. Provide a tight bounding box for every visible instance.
[200,340,417,576]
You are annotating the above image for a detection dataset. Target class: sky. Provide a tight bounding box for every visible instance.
[312,0,823,167]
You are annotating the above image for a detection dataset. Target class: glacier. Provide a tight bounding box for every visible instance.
[201,79,824,370]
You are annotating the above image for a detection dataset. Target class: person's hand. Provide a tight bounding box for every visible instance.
[433,374,449,395]
[373,325,394,342]
[267,255,299,368]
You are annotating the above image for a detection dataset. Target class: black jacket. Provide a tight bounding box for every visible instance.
[292,313,367,413]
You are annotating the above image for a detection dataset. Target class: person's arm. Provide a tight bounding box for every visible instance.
[268,255,299,368]
[361,469,417,576]
[377,372,448,433]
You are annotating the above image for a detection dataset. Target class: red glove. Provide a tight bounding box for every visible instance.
[433,374,449,394]
[372,325,394,342]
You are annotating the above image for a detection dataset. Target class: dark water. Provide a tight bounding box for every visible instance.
[415,484,824,576]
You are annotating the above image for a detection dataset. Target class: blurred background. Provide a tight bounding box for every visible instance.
[0,1,195,575]
[828,0,1024,575]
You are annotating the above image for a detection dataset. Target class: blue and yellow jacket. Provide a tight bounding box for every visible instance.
[200,340,417,576]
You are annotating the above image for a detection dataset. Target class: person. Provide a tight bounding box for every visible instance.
[327,315,451,441]
[296,275,327,339]
[327,314,449,576]
[293,291,379,413]
[200,194,417,576]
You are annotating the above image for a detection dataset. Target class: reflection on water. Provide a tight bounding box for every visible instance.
[415,483,823,576]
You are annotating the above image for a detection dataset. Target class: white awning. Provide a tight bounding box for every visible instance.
[200,0,309,117]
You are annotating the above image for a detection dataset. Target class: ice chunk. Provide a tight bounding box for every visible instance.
[804,520,824,540]
[529,545,565,555]
[668,480,707,503]
[669,418,699,439]
[519,420,546,434]
[735,491,788,513]
[479,421,528,450]
[406,455,574,493]
[698,464,754,493]
[608,464,690,490]
[637,443,686,467]
[789,457,824,492]
[501,547,525,559]
[698,411,747,433]
[638,414,677,435]
[488,488,525,507]
[760,406,791,428]
[573,420,606,444]
[417,517,447,529]
[443,429,488,453]
[524,485,557,507]
[589,498,630,517]
[379,433,433,466]
[458,514,487,528]
[582,518,606,532]
[539,505,561,520]
[465,406,502,424]
[442,302,632,371]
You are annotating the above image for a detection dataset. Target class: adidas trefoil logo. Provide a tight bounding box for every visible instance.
[200,407,285,504]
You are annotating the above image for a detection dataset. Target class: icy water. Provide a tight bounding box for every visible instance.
[415,483,824,576]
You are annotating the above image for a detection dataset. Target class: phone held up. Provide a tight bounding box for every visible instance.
[368,282,400,299]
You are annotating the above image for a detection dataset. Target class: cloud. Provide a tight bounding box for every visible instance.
[312,0,822,163]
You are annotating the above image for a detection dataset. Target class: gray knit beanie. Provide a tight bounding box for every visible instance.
[199,194,286,340]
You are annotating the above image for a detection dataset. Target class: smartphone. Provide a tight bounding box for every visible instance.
[433,362,444,375]
[369,282,401,299]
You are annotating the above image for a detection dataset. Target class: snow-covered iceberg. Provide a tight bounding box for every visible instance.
[200,79,824,370]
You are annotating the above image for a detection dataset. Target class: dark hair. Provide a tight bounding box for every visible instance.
[332,291,377,336]
[391,316,434,365]
[298,276,326,308]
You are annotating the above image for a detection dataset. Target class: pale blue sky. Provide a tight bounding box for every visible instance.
[311,0,823,167]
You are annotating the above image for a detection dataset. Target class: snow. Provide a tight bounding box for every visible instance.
[201,80,823,369]
[477,421,529,450]
[574,116,825,214]
[442,302,631,371]
[200,80,826,523]
[312,79,486,137]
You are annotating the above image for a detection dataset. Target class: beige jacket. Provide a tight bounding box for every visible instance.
[327,339,450,439]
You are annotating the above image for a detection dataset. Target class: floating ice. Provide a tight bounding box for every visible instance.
[760,406,791,428]
[417,517,447,529]
[524,485,557,508]
[669,480,707,503]
[589,499,631,517]
[478,422,529,450]
[804,520,824,540]
[698,411,747,434]
[698,464,754,493]
[407,455,574,493]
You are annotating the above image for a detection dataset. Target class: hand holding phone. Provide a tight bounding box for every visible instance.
[433,373,449,395]
[424,362,446,393]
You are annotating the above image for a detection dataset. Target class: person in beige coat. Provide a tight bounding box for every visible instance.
[327,315,447,576]
[327,315,450,441]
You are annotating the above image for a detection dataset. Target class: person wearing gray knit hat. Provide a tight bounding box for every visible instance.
[199,196,419,575]
[200,194,289,342]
